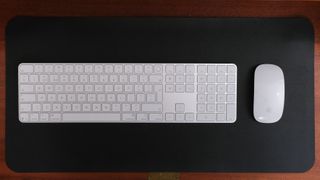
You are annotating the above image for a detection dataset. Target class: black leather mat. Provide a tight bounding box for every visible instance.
[5,17,314,172]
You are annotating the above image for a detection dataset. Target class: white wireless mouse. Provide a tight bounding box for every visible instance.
[254,64,285,123]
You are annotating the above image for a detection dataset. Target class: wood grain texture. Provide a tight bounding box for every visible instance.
[0,0,319,179]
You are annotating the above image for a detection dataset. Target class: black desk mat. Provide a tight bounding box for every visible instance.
[5,17,314,172]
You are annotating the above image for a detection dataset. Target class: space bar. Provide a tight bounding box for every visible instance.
[63,113,121,122]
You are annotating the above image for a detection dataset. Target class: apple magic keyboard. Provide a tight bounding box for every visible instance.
[18,63,237,123]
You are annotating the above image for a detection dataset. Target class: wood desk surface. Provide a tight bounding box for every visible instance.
[0,0,319,179]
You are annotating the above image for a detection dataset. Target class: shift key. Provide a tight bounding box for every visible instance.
[142,104,162,112]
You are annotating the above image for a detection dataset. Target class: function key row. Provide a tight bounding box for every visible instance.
[19,64,163,74]
[165,64,236,74]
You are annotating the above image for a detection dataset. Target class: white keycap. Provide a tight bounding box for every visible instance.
[20,85,34,92]
[20,75,28,82]
[175,103,185,112]
[198,76,206,83]
[208,65,215,74]
[105,65,113,73]
[119,75,128,83]
[35,65,43,72]
[197,104,206,112]
[208,75,215,83]
[217,75,226,83]
[20,94,36,102]
[217,94,226,102]
[122,113,135,121]
[40,75,49,82]
[122,104,131,111]
[175,75,184,83]
[165,113,175,121]
[186,65,195,74]
[29,75,39,83]
[217,113,226,121]
[198,84,206,93]
[150,75,163,83]
[186,75,194,83]
[35,85,44,92]
[227,94,236,102]
[142,104,162,112]
[50,113,61,121]
[185,113,195,121]
[127,94,135,102]
[42,104,51,111]
[44,65,53,73]
[97,94,106,102]
[20,113,29,122]
[129,75,138,82]
[75,65,84,73]
[175,85,184,93]
[93,104,101,111]
[19,64,33,73]
[175,65,185,74]
[102,104,111,111]
[20,104,31,112]
[166,65,174,73]
[112,104,121,111]
[197,94,206,102]
[217,65,227,73]
[55,65,63,73]
[83,104,91,111]
[207,84,215,93]
[63,104,71,111]
[40,113,49,121]
[207,94,215,102]
[226,104,236,122]
[217,104,226,112]
[227,75,236,83]
[165,85,174,92]
[227,84,236,93]
[197,65,207,74]
[32,104,41,111]
[166,75,174,83]
[150,114,162,121]
[147,94,156,102]
[217,84,226,93]
[94,65,103,73]
[176,114,185,121]
[197,114,216,121]
[228,65,237,74]
[48,94,56,101]
[50,75,59,82]
[207,104,215,112]
[30,113,39,121]
[100,75,108,82]
[85,65,93,73]
[52,104,61,111]
[154,65,162,73]
[65,65,74,73]
[137,114,148,121]
[186,84,194,93]
[134,65,143,73]
[132,104,140,111]
[63,113,121,122]
[140,75,148,83]
[144,65,153,73]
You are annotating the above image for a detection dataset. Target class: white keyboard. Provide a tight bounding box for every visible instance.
[18,63,237,123]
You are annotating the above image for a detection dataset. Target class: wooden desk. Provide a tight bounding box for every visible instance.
[0,1,319,179]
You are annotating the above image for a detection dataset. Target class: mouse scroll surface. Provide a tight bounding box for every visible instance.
[254,64,285,123]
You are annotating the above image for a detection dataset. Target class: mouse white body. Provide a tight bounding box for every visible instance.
[254,64,285,123]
